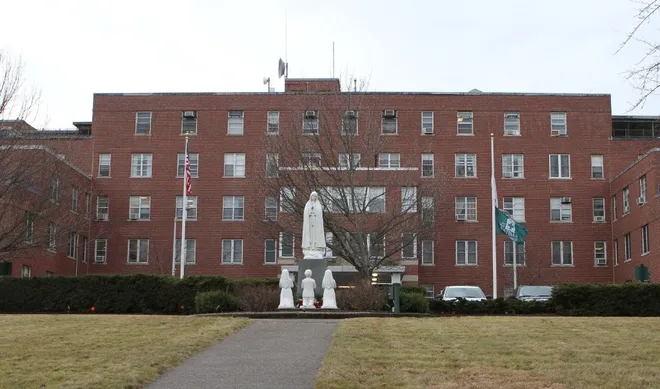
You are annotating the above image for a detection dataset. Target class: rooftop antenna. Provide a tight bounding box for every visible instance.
[263,77,271,93]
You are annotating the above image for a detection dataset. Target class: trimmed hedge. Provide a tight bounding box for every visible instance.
[428,298,554,315]
[400,292,429,313]
[195,291,241,313]
[0,274,277,315]
[551,283,660,316]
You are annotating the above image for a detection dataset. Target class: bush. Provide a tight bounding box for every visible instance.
[336,280,387,311]
[195,290,241,313]
[552,283,660,316]
[428,298,554,315]
[233,284,280,312]
[400,285,427,295]
[400,292,429,313]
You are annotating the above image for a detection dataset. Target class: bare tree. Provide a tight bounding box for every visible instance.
[255,81,448,280]
[618,0,660,109]
[0,50,41,121]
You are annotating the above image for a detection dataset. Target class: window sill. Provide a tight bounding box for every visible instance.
[67,256,77,261]
[548,177,572,180]
[127,219,151,221]
[264,262,278,265]
[591,177,605,180]
[301,132,320,136]
[624,259,632,263]
[421,175,435,179]
[267,132,280,136]
[551,264,574,267]
[175,218,197,222]
[503,264,526,267]
[180,133,198,136]
[639,202,647,207]
[223,176,246,179]
[176,176,199,179]
[502,176,525,180]
[221,262,244,265]
[550,134,568,137]
[93,261,107,265]
[455,220,478,223]
[622,212,630,217]
[174,263,197,266]
[380,133,398,136]
[642,251,650,257]
[592,220,607,224]
[129,176,152,179]
[227,133,245,136]
[96,176,111,179]
[127,262,150,265]
[421,132,434,136]
[454,176,478,179]
[455,264,478,267]
[456,133,475,136]
[47,249,57,254]
[594,264,608,267]
[222,219,245,222]
[134,133,151,136]
[421,263,435,266]
[550,221,573,223]
[503,134,521,137]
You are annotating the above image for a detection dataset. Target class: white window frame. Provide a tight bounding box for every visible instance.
[502,197,525,222]
[131,153,153,178]
[339,153,361,169]
[267,111,280,134]
[302,111,319,134]
[455,196,477,221]
[279,231,294,258]
[549,154,571,179]
[613,195,618,221]
[174,239,196,264]
[265,239,277,264]
[21,265,31,278]
[593,197,605,222]
[265,196,277,220]
[421,240,434,265]
[181,111,197,135]
[591,155,604,179]
[378,153,400,168]
[85,193,91,217]
[301,152,322,168]
[71,187,79,213]
[224,153,246,178]
[455,153,476,177]
[96,196,109,221]
[50,177,59,202]
[421,197,434,222]
[221,239,243,264]
[401,232,417,259]
[135,112,152,135]
[421,153,434,177]
[24,211,34,243]
[456,240,478,265]
[550,112,567,136]
[640,175,647,203]
[266,153,279,178]
[504,112,520,136]
[550,198,572,222]
[614,239,619,266]
[48,222,57,251]
[381,110,398,135]
[177,153,199,178]
[457,111,473,135]
[342,110,358,135]
[68,232,78,259]
[222,196,245,221]
[551,241,573,266]
[623,187,630,215]
[504,241,526,266]
[280,187,295,213]
[129,196,151,220]
[401,187,417,213]
[98,154,111,177]
[176,196,198,220]
[421,111,433,134]
[95,239,107,263]
[594,241,607,266]
[642,224,650,255]
[502,154,524,179]
[227,110,244,135]
[624,233,632,261]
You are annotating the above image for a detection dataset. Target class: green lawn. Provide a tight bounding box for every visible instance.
[0,315,249,389]
[316,317,660,389]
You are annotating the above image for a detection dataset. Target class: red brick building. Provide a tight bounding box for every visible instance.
[2,80,658,297]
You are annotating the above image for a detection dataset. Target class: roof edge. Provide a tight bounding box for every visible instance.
[611,147,660,182]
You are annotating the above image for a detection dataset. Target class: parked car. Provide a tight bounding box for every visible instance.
[514,285,553,302]
[436,285,487,301]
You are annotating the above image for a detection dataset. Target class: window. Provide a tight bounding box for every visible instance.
[624,233,632,261]
[81,236,88,263]
[421,153,434,177]
[131,154,152,177]
[402,232,416,258]
[129,196,151,220]
[550,112,567,136]
[421,240,434,265]
[266,153,279,178]
[504,241,525,266]
[550,198,572,222]
[127,239,149,263]
[592,198,605,222]
[303,110,319,134]
[280,187,295,212]
[502,197,525,222]
[265,196,277,220]
[174,239,196,264]
[339,153,361,169]
[267,111,280,134]
[280,232,294,257]
[642,224,650,254]
[176,196,198,220]
[551,241,573,266]
[342,110,358,135]
[224,153,246,177]
[379,153,400,168]
[85,193,91,217]
[177,153,199,177]
[48,223,56,251]
[623,187,630,215]
[71,187,79,212]
[381,110,397,134]
[640,175,647,204]
[98,154,111,177]
[265,239,277,264]
[368,187,385,213]
[504,112,520,136]
[594,241,607,266]
[612,195,617,221]
[369,232,385,258]
[50,177,59,202]
[455,153,476,177]
[422,285,434,298]
[402,187,417,212]
[591,155,604,179]
[502,154,524,178]
[549,154,570,178]
[97,196,109,220]
[456,240,477,265]
[455,196,477,221]
[24,211,34,243]
[223,196,244,220]
[457,112,473,135]
[95,239,107,263]
[181,111,197,134]
[614,239,619,266]
[421,111,433,134]
[135,112,151,135]
[68,232,78,259]
[227,110,244,135]
[21,265,31,278]
[422,197,434,222]
[301,153,322,168]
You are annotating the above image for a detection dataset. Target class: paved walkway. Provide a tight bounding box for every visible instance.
[147,319,340,389]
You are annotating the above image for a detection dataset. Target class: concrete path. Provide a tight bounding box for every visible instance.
[147,319,340,389]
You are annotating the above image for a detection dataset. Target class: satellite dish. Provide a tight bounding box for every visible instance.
[278,58,286,79]
[263,77,270,85]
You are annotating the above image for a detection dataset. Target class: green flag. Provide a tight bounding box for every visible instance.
[496,207,528,243]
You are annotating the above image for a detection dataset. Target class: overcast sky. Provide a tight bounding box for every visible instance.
[1,0,656,129]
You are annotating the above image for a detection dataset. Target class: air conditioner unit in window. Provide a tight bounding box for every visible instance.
[304,110,317,118]
[183,111,196,118]
[560,197,572,204]
[383,110,396,118]
[551,129,561,136]
[129,215,139,220]
[423,126,433,134]
[636,197,646,205]
[456,213,466,221]
[97,214,108,221]
[503,172,513,178]
[594,216,605,222]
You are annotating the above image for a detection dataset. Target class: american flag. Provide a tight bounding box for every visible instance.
[185,152,192,195]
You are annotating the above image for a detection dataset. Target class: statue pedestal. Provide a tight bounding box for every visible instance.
[296,258,327,297]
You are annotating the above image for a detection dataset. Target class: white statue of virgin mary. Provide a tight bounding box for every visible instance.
[302,191,327,259]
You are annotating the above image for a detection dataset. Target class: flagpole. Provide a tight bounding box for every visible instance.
[513,243,518,291]
[179,136,189,279]
[491,133,497,299]
[171,218,177,276]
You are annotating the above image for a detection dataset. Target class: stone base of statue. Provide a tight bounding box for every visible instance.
[296,258,327,297]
